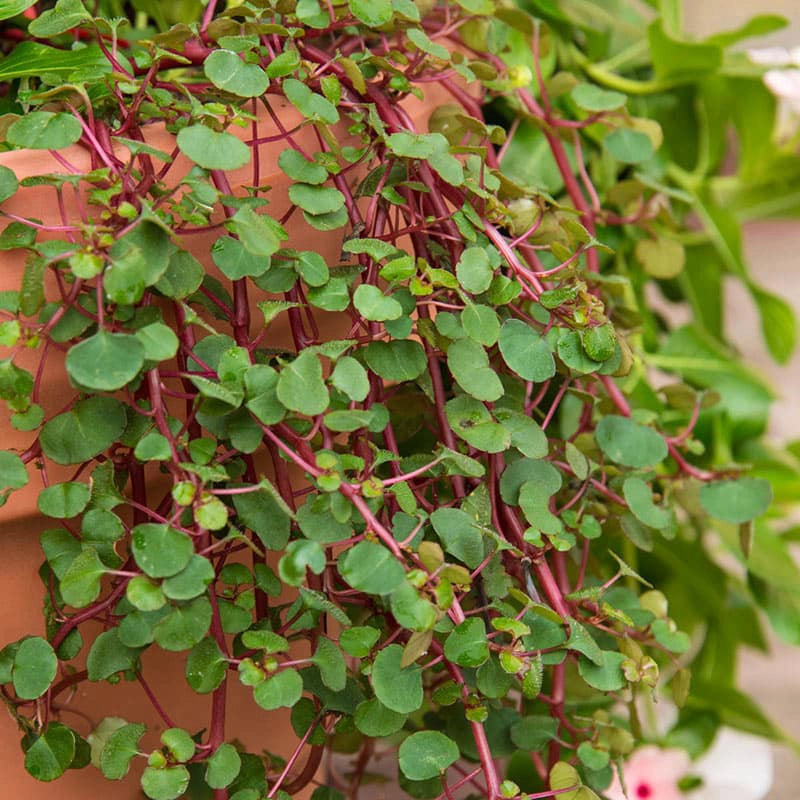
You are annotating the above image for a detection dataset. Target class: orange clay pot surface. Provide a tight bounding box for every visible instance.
[0,83,449,798]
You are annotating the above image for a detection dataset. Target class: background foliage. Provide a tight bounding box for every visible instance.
[0,1,799,799]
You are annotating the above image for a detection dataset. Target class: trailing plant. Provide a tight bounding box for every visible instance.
[0,1,799,800]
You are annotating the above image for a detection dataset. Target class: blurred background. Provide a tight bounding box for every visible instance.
[688,3,800,797]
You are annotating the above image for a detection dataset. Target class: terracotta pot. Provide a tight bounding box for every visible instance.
[0,83,449,798]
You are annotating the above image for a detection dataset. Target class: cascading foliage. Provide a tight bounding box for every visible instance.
[0,1,798,800]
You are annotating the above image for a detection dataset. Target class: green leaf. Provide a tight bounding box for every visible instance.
[278,149,328,184]
[161,728,195,763]
[60,547,105,608]
[38,481,90,519]
[648,19,721,79]
[241,630,289,653]
[126,576,166,612]
[571,83,626,112]
[155,250,204,299]
[354,697,407,737]
[283,79,339,124]
[206,743,242,789]
[27,0,90,36]
[98,722,145,779]
[340,626,380,658]
[185,638,227,694]
[176,125,250,170]
[12,637,57,699]
[445,395,510,453]
[371,644,423,713]
[348,0,392,26]
[0,165,19,202]
[751,286,796,364]
[162,555,215,601]
[581,323,616,362]
[635,236,685,280]
[153,597,213,652]
[364,340,427,382]
[623,477,672,530]
[353,284,403,321]
[399,731,459,781]
[510,715,559,750]
[549,761,593,800]
[699,478,773,524]
[87,629,141,681]
[595,415,667,468]
[577,650,627,691]
[295,250,330,286]
[447,338,503,402]
[65,331,145,391]
[106,222,175,305]
[279,539,325,585]
[24,724,76,782]
[604,128,653,164]
[229,206,284,258]
[40,397,126,465]
[0,1,36,22]
[339,541,405,595]
[461,303,500,346]
[289,183,345,215]
[444,618,489,667]
[456,247,493,294]
[390,581,437,631]
[232,484,291,550]
[277,351,329,416]
[253,668,303,710]
[0,450,27,490]
[131,523,194,579]
[7,111,82,150]
[136,323,179,362]
[651,619,690,654]
[134,432,171,462]
[141,765,190,800]
[210,236,268,280]
[498,319,555,382]
[330,356,369,401]
[312,636,347,691]
[204,49,268,97]
[0,42,110,81]
[430,507,484,569]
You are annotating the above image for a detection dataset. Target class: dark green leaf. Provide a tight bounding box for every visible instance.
[371,644,423,713]
[12,637,57,699]
[339,541,405,595]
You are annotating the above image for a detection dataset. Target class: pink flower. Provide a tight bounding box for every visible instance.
[603,745,690,800]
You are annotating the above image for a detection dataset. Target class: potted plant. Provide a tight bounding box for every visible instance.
[0,2,799,800]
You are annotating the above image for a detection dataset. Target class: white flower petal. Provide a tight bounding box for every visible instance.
[688,728,773,800]
[764,68,800,101]
[748,47,793,66]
